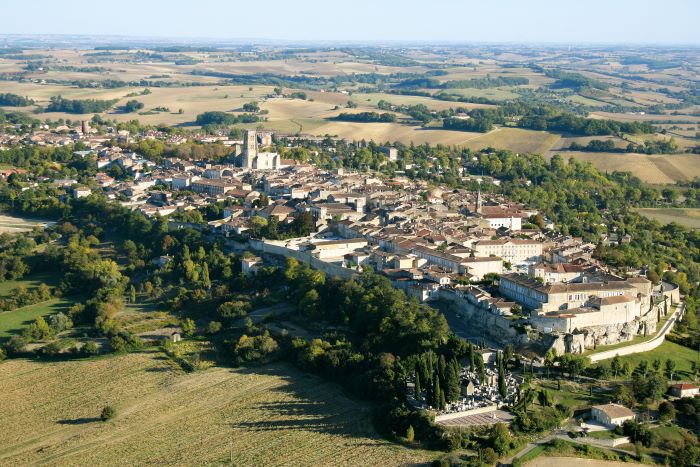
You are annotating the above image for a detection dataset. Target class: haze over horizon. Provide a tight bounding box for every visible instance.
[3,0,700,45]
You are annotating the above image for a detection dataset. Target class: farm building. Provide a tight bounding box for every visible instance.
[591,403,635,427]
[669,383,700,398]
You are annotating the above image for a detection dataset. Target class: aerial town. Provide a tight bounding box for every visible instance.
[0,9,699,465]
[6,123,680,357]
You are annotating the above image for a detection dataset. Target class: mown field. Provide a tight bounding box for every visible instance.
[460,127,561,154]
[0,298,73,339]
[0,214,52,233]
[0,353,436,466]
[593,341,699,380]
[635,208,700,229]
[0,271,68,340]
[0,271,59,296]
[547,151,700,184]
[526,456,642,467]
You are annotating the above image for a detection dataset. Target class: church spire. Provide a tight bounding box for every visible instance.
[476,182,482,214]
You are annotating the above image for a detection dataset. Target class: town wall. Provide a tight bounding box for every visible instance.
[438,289,529,347]
[247,239,357,280]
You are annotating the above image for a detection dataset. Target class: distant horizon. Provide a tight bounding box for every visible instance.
[2,33,699,49]
[3,0,699,45]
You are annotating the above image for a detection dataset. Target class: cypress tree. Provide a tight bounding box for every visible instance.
[425,371,433,407]
[468,343,475,371]
[445,358,461,402]
[438,354,447,387]
[433,375,441,408]
[498,352,507,398]
[476,356,486,383]
[414,370,422,401]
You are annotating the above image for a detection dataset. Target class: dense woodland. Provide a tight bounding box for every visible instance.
[444,103,657,135]
[46,96,119,114]
[0,93,34,107]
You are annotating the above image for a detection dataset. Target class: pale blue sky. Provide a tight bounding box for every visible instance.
[3,0,699,44]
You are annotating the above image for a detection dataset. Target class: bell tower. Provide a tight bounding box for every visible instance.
[243,130,257,168]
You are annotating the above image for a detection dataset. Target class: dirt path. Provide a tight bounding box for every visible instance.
[526,457,642,467]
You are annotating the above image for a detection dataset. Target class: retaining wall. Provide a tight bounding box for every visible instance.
[248,239,357,280]
[435,404,500,422]
[589,303,684,362]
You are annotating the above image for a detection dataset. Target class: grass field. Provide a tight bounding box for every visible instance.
[635,208,700,229]
[305,120,489,145]
[547,151,700,184]
[594,341,700,380]
[461,127,561,154]
[0,214,52,233]
[0,272,60,297]
[0,298,73,339]
[534,379,611,411]
[349,92,495,110]
[0,353,436,466]
[526,456,641,467]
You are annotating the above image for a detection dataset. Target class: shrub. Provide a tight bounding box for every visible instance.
[658,401,676,422]
[5,335,28,355]
[483,447,499,465]
[82,341,100,356]
[40,341,63,356]
[108,331,143,353]
[207,321,222,334]
[100,405,116,421]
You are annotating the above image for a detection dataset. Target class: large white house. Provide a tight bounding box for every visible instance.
[591,404,635,427]
[473,239,543,264]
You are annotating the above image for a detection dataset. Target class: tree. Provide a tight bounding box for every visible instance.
[561,354,589,380]
[101,405,116,421]
[497,352,507,398]
[24,316,52,341]
[207,321,222,334]
[299,289,320,318]
[504,344,514,364]
[5,336,28,356]
[545,348,557,378]
[610,355,622,378]
[490,422,512,455]
[129,284,136,304]
[482,447,498,465]
[406,424,415,442]
[674,442,700,467]
[665,359,677,381]
[201,262,211,289]
[82,341,99,356]
[414,370,422,400]
[121,100,144,113]
[475,354,486,383]
[468,343,475,371]
[433,376,441,409]
[658,401,676,422]
[48,313,73,333]
[445,358,461,403]
[218,300,250,323]
[242,101,260,113]
[181,318,196,337]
